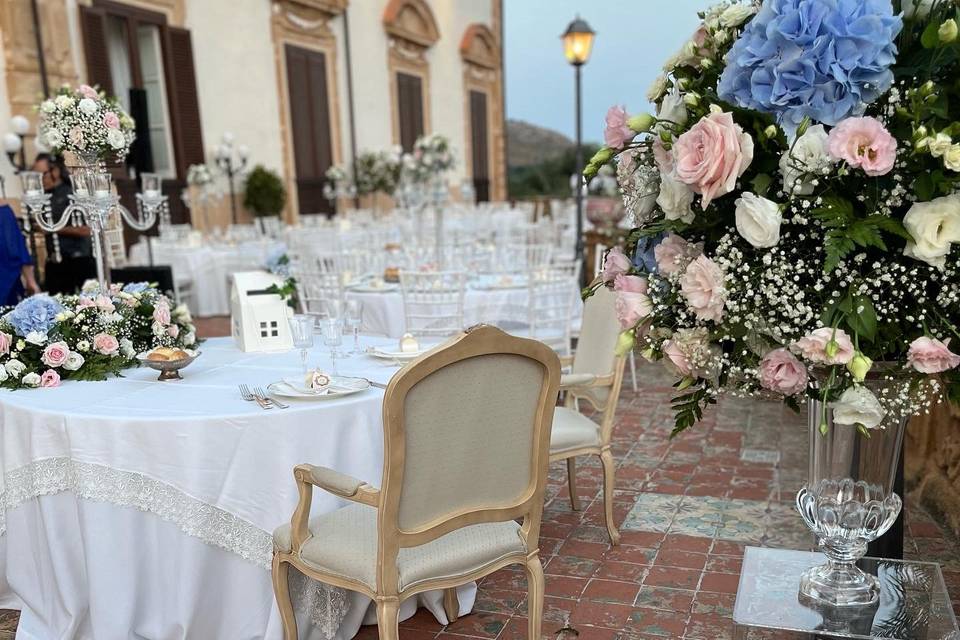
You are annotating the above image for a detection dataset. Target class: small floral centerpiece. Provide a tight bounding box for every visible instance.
[187,163,214,187]
[590,0,960,436]
[37,84,136,161]
[325,148,402,197]
[403,133,455,183]
[0,283,196,389]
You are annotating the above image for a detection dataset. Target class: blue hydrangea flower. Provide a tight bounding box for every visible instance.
[633,233,666,273]
[122,282,150,294]
[4,295,64,338]
[265,249,291,277]
[718,0,902,134]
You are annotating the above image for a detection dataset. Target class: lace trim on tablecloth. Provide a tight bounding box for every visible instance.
[0,457,350,638]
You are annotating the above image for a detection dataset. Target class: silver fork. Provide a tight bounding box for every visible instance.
[255,386,289,409]
[239,384,271,409]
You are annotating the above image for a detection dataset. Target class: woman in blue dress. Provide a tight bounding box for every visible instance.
[0,202,40,305]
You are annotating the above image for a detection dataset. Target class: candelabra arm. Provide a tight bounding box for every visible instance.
[28,201,75,233]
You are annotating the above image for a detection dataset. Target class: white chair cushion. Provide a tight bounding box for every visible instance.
[273,503,526,591]
[550,406,601,454]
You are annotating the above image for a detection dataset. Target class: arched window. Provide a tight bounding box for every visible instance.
[460,23,503,202]
[383,0,439,151]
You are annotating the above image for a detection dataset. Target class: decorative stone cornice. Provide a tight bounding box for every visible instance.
[460,23,499,70]
[382,0,439,49]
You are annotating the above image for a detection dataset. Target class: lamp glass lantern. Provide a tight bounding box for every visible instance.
[141,172,162,197]
[20,171,43,196]
[562,17,595,66]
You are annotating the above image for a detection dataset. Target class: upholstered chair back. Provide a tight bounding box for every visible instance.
[570,286,622,408]
[380,325,560,540]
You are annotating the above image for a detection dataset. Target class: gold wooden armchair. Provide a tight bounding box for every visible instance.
[550,285,627,545]
[271,325,560,639]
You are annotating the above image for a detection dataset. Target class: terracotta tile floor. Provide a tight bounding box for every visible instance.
[1,324,957,639]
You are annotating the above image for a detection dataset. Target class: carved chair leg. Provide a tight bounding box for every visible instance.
[443,587,460,624]
[376,596,400,640]
[271,554,298,640]
[599,449,620,546]
[566,456,581,511]
[525,554,545,640]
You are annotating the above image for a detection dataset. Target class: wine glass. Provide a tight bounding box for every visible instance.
[288,314,315,373]
[320,318,343,376]
[322,297,343,322]
[345,299,363,354]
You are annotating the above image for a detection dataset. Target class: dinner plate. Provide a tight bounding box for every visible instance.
[267,376,370,400]
[349,283,399,293]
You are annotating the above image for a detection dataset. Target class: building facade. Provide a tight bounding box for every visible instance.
[0,0,506,222]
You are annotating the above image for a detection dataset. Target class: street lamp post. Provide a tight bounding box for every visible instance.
[214,132,249,226]
[561,16,595,278]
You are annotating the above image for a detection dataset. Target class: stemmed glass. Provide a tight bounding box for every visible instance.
[288,314,315,373]
[345,299,363,354]
[320,318,343,376]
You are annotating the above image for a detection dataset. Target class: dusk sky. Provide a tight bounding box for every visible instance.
[504,0,711,144]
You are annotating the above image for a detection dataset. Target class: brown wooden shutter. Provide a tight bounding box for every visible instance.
[469,90,490,202]
[79,5,113,94]
[164,26,204,179]
[397,72,424,152]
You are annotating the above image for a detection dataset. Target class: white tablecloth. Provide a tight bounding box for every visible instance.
[348,283,583,339]
[129,240,285,317]
[0,336,475,640]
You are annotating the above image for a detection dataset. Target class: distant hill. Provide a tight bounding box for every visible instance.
[507,119,573,168]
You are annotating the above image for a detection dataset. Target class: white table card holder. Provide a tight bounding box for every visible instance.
[230,271,294,352]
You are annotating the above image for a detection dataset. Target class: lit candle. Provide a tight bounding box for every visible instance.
[399,332,419,353]
[94,189,111,198]
[25,188,40,197]
[144,189,160,199]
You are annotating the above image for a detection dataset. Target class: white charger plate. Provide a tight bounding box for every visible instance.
[268,376,370,400]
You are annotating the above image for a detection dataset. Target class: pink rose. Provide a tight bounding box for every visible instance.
[94,294,115,313]
[654,233,702,276]
[93,333,119,356]
[662,339,693,376]
[604,105,633,149]
[613,274,653,329]
[602,246,632,283]
[167,324,180,338]
[103,111,120,129]
[652,138,674,175]
[679,255,726,322]
[827,116,897,177]
[674,110,754,209]
[793,327,855,365]
[907,337,960,373]
[0,332,11,355]
[40,369,61,388]
[69,127,84,147]
[41,341,70,367]
[153,302,171,326]
[759,348,808,396]
[78,84,99,100]
[77,296,96,308]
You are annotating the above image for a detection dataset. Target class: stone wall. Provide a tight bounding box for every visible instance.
[906,401,960,537]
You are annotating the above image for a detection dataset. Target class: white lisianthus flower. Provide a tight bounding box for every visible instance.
[25,331,47,346]
[40,100,56,113]
[78,98,99,115]
[719,4,757,27]
[902,194,960,268]
[0,366,7,382]
[657,86,687,129]
[106,128,126,150]
[903,0,934,19]
[21,372,41,388]
[173,304,192,322]
[63,351,84,371]
[929,132,952,157]
[734,193,782,248]
[76,340,90,353]
[657,173,695,224]
[152,321,166,337]
[44,129,64,148]
[119,338,135,359]
[5,359,26,378]
[943,144,960,172]
[183,331,196,346]
[55,95,74,110]
[647,75,669,102]
[832,386,886,430]
[16,340,25,350]
[779,124,834,194]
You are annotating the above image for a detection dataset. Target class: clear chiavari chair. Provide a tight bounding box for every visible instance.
[399,270,467,338]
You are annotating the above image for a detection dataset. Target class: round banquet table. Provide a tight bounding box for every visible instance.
[347,279,583,339]
[0,336,475,640]
[128,240,285,318]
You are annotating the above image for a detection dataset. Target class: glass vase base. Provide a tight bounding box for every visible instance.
[799,562,879,607]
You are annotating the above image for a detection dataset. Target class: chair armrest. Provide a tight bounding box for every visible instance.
[560,372,616,390]
[286,464,381,552]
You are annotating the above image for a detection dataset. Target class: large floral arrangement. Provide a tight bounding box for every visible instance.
[589,0,960,435]
[37,84,136,160]
[0,283,196,389]
[403,133,455,183]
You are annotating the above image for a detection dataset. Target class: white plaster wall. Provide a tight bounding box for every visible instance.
[183,0,284,174]
[0,26,17,200]
[338,0,392,157]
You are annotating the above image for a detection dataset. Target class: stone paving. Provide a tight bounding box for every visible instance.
[1,327,957,639]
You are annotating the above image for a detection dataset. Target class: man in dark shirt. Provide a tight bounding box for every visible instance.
[33,154,97,294]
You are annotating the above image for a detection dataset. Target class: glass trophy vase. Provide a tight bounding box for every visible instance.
[795,393,906,607]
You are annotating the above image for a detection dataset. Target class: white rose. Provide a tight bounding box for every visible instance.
[0,366,7,382]
[719,4,756,28]
[647,75,669,102]
[6,359,26,379]
[944,145,960,172]
[902,194,960,268]
[656,173,695,223]
[657,86,687,128]
[929,133,952,158]
[21,372,41,388]
[76,340,90,353]
[119,338,135,359]
[734,193,782,248]
[903,0,934,19]
[173,303,192,322]
[54,95,74,110]
[107,128,126,150]
[63,351,84,371]
[44,129,64,148]
[78,98,99,115]
[25,331,47,345]
[832,386,885,430]
[41,100,56,113]
[152,321,166,336]
[779,124,834,195]
[183,331,196,346]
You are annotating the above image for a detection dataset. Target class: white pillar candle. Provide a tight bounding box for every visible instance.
[399,332,419,353]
